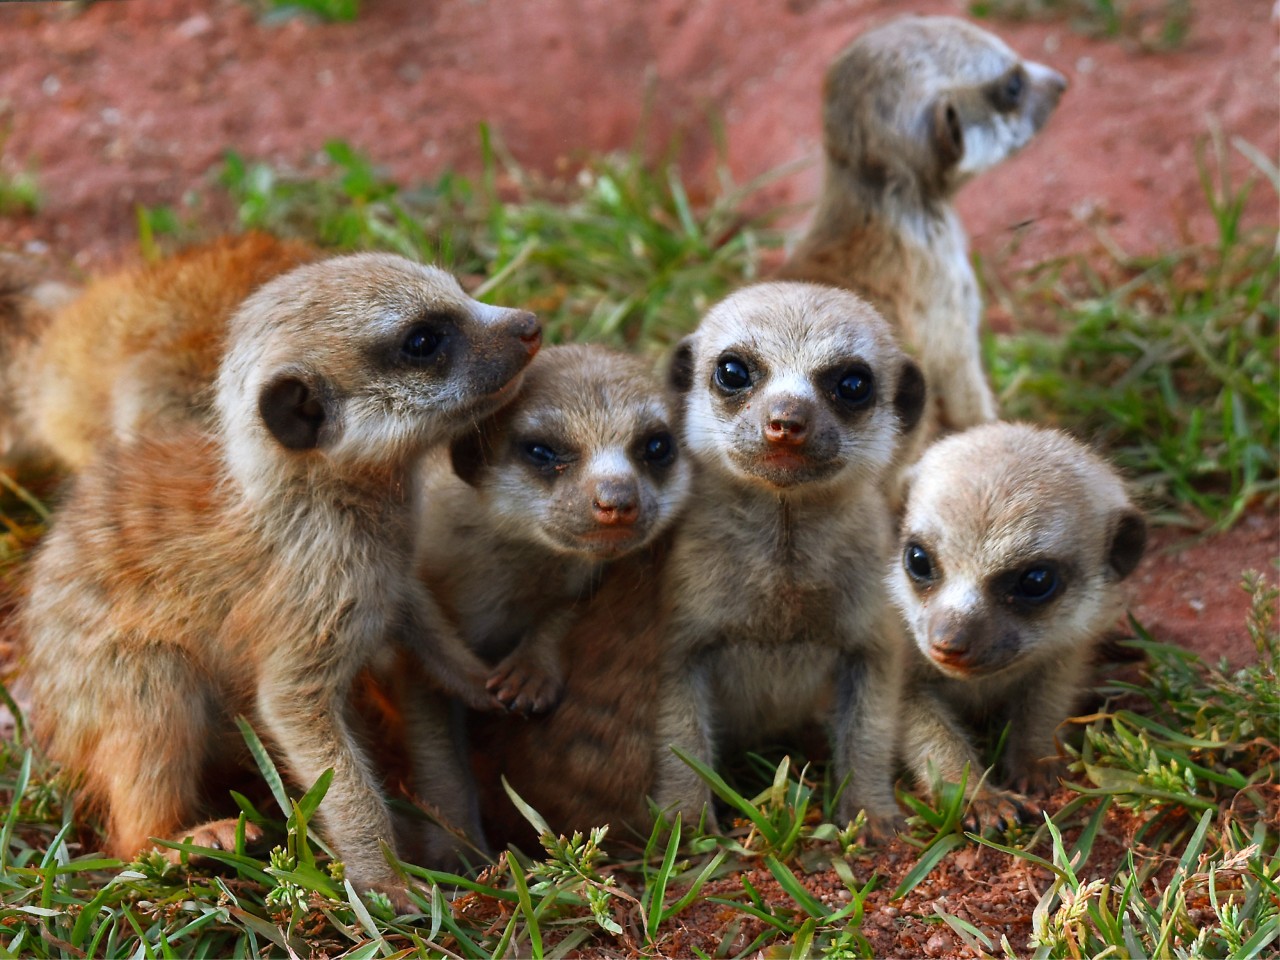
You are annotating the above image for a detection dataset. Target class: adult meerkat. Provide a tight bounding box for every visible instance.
[778,16,1066,436]
[22,254,541,908]
[890,423,1146,820]
[19,232,317,470]
[418,343,691,714]
[653,281,925,837]
[0,252,77,471]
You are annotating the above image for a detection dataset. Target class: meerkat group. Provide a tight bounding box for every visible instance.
[5,13,1151,891]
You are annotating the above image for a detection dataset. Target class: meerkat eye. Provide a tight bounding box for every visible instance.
[904,542,935,583]
[1012,564,1059,604]
[993,67,1024,111]
[835,364,875,407]
[714,356,751,392]
[522,442,559,467]
[641,431,675,464]
[401,323,443,362]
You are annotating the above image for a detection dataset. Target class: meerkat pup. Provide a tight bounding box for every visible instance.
[22,254,541,909]
[19,232,317,470]
[778,16,1066,436]
[417,343,691,714]
[653,281,925,837]
[890,422,1146,820]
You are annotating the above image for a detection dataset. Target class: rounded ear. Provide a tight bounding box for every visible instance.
[1107,509,1147,580]
[258,373,330,451]
[931,98,964,171]
[449,428,491,488]
[668,337,695,394]
[893,358,927,435]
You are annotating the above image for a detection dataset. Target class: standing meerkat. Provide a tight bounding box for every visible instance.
[17,232,317,470]
[21,254,541,908]
[778,16,1066,436]
[653,281,925,837]
[890,423,1146,821]
[417,343,691,714]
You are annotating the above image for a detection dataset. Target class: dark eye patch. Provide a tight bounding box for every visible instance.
[988,66,1025,113]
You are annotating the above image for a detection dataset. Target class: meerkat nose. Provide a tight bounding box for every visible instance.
[507,310,543,352]
[591,478,640,526]
[764,403,810,446]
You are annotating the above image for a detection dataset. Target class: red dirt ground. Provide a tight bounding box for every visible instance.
[0,0,1276,955]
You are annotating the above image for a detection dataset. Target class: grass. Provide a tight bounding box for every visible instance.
[1,133,1276,955]
[968,0,1193,50]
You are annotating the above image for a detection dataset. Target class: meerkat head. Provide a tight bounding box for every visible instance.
[216,253,541,495]
[823,15,1067,199]
[890,423,1147,679]
[449,344,690,559]
[670,282,924,496]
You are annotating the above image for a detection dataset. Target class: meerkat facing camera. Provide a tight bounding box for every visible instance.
[653,282,925,837]
[19,232,317,470]
[417,343,691,714]
[890,423,1146,821]
[22,254,540,909]
[778,16,1066,437]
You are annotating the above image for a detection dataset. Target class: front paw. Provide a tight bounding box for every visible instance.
[835,798,904,845]
[486,654,563,715]
[962,786,1039,835]
[1008,757,1064,796]
[165,818,265,864]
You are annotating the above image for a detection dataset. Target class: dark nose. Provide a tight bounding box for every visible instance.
[504,309,542,354]
[764,400,810,446]
[591,478,639,526]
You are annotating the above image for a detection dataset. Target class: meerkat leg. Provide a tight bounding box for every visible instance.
[88,645,214,859]
[255,666,408,905]
[487,607,575,715]
[901,688,1029,832]
[406,589,499,712]
[652,660,719,832]
[999,658,1088,794]
[395,687,489,869]
[925,345,998,431]
[830,645,904,839]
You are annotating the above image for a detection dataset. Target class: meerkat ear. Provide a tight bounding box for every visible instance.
[1107,509,1147,580]
[449,426,492,487]
[258,373,330,451]
[668,337,695,394]
[931,98,965,171]
[893,358,927,435]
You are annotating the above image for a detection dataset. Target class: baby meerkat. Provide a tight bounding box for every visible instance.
[20,232,317,469]
[22,254,541,909]
[778,16,1066,436]
[417,343,691,714]
[653,281,925,837]
[890,422,1146,821]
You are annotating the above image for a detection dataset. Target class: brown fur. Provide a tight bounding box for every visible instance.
[778,16,1066,439]
[21,232,317,469]
[21,254,540,908]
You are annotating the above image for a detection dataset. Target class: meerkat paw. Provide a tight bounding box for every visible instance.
[962,786,1038,835]
[1008,757,1064,796]
[164,818,265,864]
[858,811,906,845]
[357,877,424,916]
[486,653,563,715]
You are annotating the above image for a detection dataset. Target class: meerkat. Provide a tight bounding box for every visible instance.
[0,252,77,471]
[18,232,317,470]
[890,422,1146,822]
[417,343,691,715]
[778,15,1066,437]
[652,281,925,838]
[21,254,541,909]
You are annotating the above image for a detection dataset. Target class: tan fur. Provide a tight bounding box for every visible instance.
[417,343,690,714]
[0,252,76,471]
[778,16,1066,438]
[21,254,541,908]
[890,423,1146,822]
[20,232,317,469]
[652,282,925,837]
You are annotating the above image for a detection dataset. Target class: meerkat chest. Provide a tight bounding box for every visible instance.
[904,210,980,334]
[704,642,839,735]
